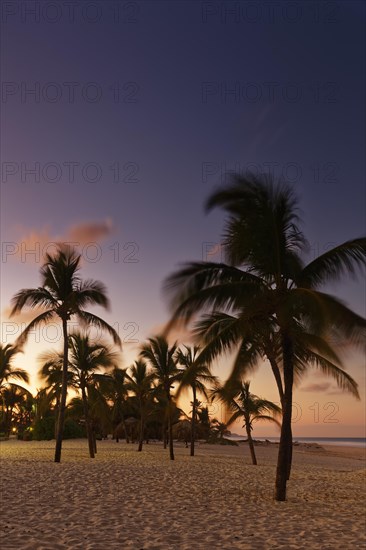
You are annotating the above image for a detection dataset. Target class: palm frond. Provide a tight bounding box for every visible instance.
[76,311,121,346]
[10,288,57,315]
[16,310,56,345]
[300,238,366,288]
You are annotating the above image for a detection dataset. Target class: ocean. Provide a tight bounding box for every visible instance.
[226,435,366,448]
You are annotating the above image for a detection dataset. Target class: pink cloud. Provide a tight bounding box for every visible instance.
[6,220,114,264]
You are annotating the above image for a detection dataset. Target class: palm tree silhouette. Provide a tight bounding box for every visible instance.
[68,332,119,458]
[1,384,32,436]
[0,343,29,390]
[165,174,365,500]
[38,349,75,438]
[10,245,121,462]
[108,367,131,443]
[140,336,179,460]
[213,380,281,465]
[126,360,155,451]
[176,345,216,456]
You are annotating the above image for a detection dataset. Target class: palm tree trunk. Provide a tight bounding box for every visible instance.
[275,333,294,501]
[286,425,293,480]
[138,399,144,452]
[268,356,284,404]
[54,394,60,439]
[81,385,94,459]
[190,386,196,457]
[54,318,68,463]
[121,413,129,443]
[168,396,174,460]
[268,354,292,480]
[245,420,257,465]
[93,430,97,454]
[162,418,167,448]
[6,406,12,437]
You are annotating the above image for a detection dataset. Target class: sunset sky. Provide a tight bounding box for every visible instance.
[1,1,365,437]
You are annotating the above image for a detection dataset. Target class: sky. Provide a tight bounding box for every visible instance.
[1,0,365,437]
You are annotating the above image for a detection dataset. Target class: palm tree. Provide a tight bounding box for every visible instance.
[194,312,359,481]
[213,380,281,465]
[165,174,365,500]
[38,349,75,438]
[149,385,169,447]
[196,404,212,439]
[108,367,131,443]
[140,336,179,460]
[10,245,121,463]
[126,360,155,451]
[1,384,33,436]
[176,345,217,456]
[68,332,119,458]
[210,419,231,442]
[0,343,29,389]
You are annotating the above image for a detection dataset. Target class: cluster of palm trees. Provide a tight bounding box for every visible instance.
[0,344,33,438]
[3,174,365,502]
[1,336,259,460]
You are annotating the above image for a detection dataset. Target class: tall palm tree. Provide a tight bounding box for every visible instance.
[0,343,29,389]
[10,245,121,463]
[194,311,359,481]
[140,336,179,460]
[176,345,217,456]
[165,174,365,500]
[68,332,119,458]
[213,380,281,465]
[126,360,156,451]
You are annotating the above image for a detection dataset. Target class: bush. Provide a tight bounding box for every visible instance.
[63,419,86,439]
[33,417,86,440]
[33,417,55,440]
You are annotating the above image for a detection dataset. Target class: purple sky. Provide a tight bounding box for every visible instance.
[1,1,365,436]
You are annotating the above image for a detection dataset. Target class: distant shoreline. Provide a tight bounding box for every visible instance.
[225,435,366,448]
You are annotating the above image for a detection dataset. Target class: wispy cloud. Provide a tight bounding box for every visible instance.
[67,220,113,244]
[7,219,114,264]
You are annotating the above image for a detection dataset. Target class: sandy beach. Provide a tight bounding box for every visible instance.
[0,439,365,549]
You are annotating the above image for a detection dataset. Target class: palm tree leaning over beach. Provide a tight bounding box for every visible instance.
[165,174,365,500]
[176,345,217,456]
[126,360,156,451]
[140,336,179,460]
[213,380,281,465]
[68,332,119,458]
[10,245,121,463]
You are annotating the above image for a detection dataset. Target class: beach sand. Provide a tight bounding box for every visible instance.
[0,439,365,549]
